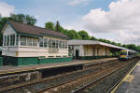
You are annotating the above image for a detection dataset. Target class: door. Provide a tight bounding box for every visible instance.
[75,50,79,59]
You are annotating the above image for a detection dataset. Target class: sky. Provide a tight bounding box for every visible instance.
[0,0,140,45]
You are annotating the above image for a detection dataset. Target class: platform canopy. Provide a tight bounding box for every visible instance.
[68,40,136,53]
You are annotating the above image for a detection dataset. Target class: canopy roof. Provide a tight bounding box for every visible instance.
[68,40,136,53]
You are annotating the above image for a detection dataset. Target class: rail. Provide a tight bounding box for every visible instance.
[72,58,139,93]
[1,59,118,93]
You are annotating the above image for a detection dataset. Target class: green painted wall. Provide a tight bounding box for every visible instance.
[3,56,72,66]
[3,56,37,66]
[74,56,112,60]
[3,56,18,66]
[0,57,3,66]
[17,57,38,66]
[38,57,72,64]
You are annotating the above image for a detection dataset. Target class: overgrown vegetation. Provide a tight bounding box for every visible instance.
[0,13,140,52]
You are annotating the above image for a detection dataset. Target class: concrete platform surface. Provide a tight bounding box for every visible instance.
[114,61,140,93]
[0,58,117,75]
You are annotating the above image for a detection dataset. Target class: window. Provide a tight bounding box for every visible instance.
[38,38,67,49]
[28,38,33,46]
[33,39,38,46]
[58,41,67,48]
[20,36,26,46]
[52,40,55,48]
[10,35,13,46]
[10,34,15,46]
[59,41,63,48]
[44,39,48,48]
[13,35,15,46]
[4,36,7,46]
[64,41,67,48]
[16,35,19,45]
[20,37,38,47]
[49,39,52,48]
[39,38,44,47]
[56,40,59,48]
[7,36,9,46]
[3,35,9,46]
[62,41,65,48]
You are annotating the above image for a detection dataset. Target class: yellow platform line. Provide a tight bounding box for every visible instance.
[111,61,140,93]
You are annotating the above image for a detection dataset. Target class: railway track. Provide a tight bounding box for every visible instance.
[1,58,138,93]
[40,60,127,93]
[72,58,139,93]
[1,59,117,93]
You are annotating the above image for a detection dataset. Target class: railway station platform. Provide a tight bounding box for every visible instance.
[0,58,117,75]
[112,60,140,93]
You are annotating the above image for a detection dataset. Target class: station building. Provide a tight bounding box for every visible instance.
[68,40,123,59]
[1,21,72,66]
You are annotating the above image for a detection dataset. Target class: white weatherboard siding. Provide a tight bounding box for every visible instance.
[2,24,69,58]
[69,44,111,57]
[17,47,68,57]
[2,47,17,57]
[2,24,17,56]
[84,45,93,56]
[3,25,16,35]
[80,45,84,56]
[3,47,68,57]
[3,24,17,46]
[72,45,84,57]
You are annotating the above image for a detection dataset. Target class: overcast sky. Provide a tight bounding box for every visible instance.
[0,0,140,45]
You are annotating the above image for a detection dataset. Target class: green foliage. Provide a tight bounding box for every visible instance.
[98,38,140,52]
[66,30,81,39]
[122,44,140,52]
[0,14,37,46]
[90,36,97,40]
[0,14,36,32]
[10,14,36,25]
[78,30,90,40]
[0,17,9,31]
[43,21,140,53]
[45,21,83,39]
[0,17,11,46]
[125,44,136,49]
[98,38,122,47]
[45,22,55,30]
[0,15,139,53]
[55,21,62,32]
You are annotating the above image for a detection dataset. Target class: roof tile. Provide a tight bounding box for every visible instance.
[8,21,68,39]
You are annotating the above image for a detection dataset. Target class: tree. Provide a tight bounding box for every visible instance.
[116,43,121,47]
[45,22,55,30]
[0,14,37,46]
[0,17,10,45]
[67,30,81,39]
[10,14,36,25]
[78,30,90,40]
[56,21,60,31]
[126,44,137,50]
[43,21,139,53]
[55,21,64,32]
[0,13,37,31]
[25,15,36,25]
[0,17,9,31]
[90,36,97,40]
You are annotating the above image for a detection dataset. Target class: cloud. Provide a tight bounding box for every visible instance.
[82,0,140,44]
[0,2,14,17]
[68,0,90,6]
